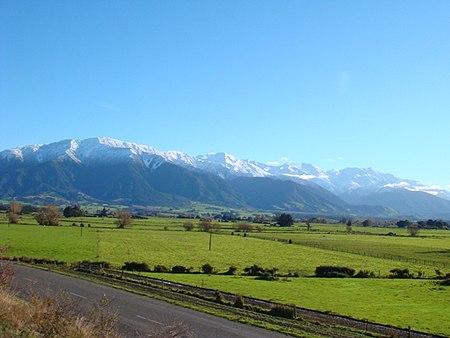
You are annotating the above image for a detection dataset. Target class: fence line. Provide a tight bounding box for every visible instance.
[255,236,448,269]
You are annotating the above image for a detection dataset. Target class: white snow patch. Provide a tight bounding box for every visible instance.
[384,182,412,189]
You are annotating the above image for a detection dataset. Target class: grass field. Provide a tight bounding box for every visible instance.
[252,230,450,268]
[1,213,449,335]
[141,273,450,336]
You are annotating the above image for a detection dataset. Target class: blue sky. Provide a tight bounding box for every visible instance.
[1,1,449,188]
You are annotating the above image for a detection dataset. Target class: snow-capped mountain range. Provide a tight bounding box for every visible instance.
[1,136,448,200]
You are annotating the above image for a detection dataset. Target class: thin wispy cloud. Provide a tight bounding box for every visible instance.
[97,101,121,112]
[325,156,345,163]
[337,71,350,92]
[267,157,291,166]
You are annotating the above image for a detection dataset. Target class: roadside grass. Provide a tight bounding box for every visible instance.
[0,281,121,338]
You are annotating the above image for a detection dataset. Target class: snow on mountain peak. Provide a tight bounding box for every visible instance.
[94,137,159,154]
[1,137,448,200]
[194,152,269,178]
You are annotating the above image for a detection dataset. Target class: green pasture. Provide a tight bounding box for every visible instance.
[252,230,450,268]
[142,273,450,336]
[1,214,449,335]
[0,222,443,277]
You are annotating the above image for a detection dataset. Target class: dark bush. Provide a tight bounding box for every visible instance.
[315,266,355,278]
[223,266,238,275]
[154,265,169,273]
[439,276,450,286]
[256,271,277,281]
[96,261,111,269]
[122,261,150,272]
[233,294,245,308]
[201,263,214,274]
[214,290,225,304]
[269,304,296,319]
[81,260,111,269]
[243,264,266,276]
[288,271,300,277]
[183,222,194,231]
[172,265,187,273]
[354,270,375,278]
[389,268,413,279]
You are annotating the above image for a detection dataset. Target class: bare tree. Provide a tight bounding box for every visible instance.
[346,220,352,234]
[183,222,194,231]
[362,219,373,227]
[199,219,212,232]
[235,222,253,232]
[34,205,61,226]
[8,200,23,224]
[115,210,133,229]
[212,222,221,233]
[305,221,311,231]
[407,224,419,237]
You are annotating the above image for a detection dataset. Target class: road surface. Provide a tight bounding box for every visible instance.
[11,264,290,338]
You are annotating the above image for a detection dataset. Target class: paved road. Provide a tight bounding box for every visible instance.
[11,265,290,338]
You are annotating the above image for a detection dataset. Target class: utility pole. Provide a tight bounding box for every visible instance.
[209,228,212,251]
[96,230,100,258]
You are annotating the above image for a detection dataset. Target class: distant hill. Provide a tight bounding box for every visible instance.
[348,188,450,219]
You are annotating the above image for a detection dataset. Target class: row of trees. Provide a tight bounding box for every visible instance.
[3,201,132,228]
[4,201,449,233]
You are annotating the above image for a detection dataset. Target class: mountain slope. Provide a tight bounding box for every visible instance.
[351,188,450,218]
[229,177,391,216]
[230,177,347,212]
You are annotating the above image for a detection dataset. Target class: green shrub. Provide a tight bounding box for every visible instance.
[171,265,187,273]
[201,263,214,274]
[223,266,238,275]
[389,268,413,279]
[183,222,194,231]
[243,264,266,276]
[256,271,277,281]
[354,270,375,278]
[214,290,225,304]
[122,261,150,272]
[288,271,300,277]
[439,279,450,286]
[154,265,169,273]
[233,294,245,308]
[315,266,355,278]
[269,304,295,319]
[437,273,450,286]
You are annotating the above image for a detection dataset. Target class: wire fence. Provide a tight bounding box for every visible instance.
[254,236,449,269]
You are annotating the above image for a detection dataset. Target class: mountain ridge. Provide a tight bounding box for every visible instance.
[2,136,448,199]
[1,137,449,218]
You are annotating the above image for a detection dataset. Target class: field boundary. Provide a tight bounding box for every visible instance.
[252,235,449,269]
[93,265,443,338]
